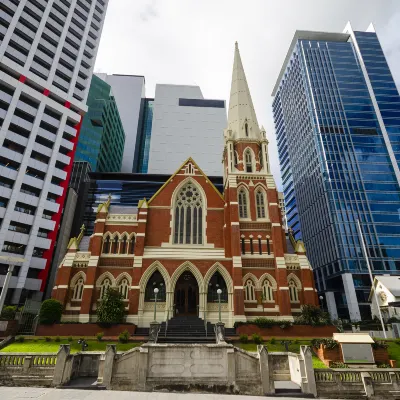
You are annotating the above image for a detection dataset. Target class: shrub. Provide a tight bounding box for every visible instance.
[311,338,338,349]
[279,321,293,329]
[96,332,104,342]
[395,339,400,346]
[1,305,17,320]
[118,330,130,343]
[15,336,24,343]
[377,363,391,368]
[97,288,125,325]
[239,334,248,344]
[293,339,299,344]
[39,299,63,325]
[45,337,52,342]
[372,340,388,350]
[55,336,60,343]
[330,361,348,369]
[269,338,276,344]
[252,333,262,344]
[295,304,331,326]
[68,337,73,342]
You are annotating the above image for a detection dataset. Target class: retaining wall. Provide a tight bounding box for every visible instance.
[36,323,136,337]
[236,324,337,337]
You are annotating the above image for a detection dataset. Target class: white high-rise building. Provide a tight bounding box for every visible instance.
[0,0,109,303]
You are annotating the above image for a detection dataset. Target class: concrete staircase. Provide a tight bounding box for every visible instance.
[157,315,236,343]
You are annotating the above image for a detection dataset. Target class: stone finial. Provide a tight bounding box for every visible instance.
[66,224,86,250]
[97,193,112,213]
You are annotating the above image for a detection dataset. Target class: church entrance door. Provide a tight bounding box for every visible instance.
[174,271,199,315]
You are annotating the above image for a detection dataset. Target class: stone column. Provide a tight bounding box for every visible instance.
[361,372,374,398]
[342,273,361,321]
[215,322,226,344]
[258,345,274,395]
[101,344,116,389]
[137,346,149,391]
[300,346,317,397]
[53,344,71,386]
[148,322,160,343]
[326,291,338,320]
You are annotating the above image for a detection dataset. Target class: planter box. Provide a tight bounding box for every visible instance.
[36,323,136,337]
[315,344,390,367]
[236,324,337,338]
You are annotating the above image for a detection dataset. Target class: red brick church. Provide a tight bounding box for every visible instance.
[52,43,318,327]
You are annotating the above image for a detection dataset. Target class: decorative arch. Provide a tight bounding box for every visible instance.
[139,261,171,294]
[115,272,132,286]
[243,147,256,173]
[238,185,250,219]
[204,262,233,294]
[171,177,207,245]
[70,271,86,287]
[119,231,129,254]
[95,271,116,288]
[242,272,259,289]
[102,232,112,254]
[254,184,269,220]
[287,272,302,289]
[170,261,204,294]
[258,273,277,290]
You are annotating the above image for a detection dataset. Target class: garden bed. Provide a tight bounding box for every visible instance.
[36,323,136,337]
[236,324,337,338]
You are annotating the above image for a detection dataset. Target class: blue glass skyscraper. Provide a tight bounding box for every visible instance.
[273,23,400,321]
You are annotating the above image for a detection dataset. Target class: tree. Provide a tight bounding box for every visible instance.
[39,299,63,325]
[96,288,125,325]
[295,304,331,326]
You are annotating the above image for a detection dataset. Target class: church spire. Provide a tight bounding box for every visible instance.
[227,42,260,139]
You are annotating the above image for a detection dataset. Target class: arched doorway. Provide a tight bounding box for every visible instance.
[174,271,199,315]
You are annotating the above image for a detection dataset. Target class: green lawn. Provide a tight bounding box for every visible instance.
[387,341,400,365]
[1,339,141,353]
[235,339,327,369]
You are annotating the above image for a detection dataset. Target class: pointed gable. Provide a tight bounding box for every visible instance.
[147,157,224,207]
[227,42,260,140]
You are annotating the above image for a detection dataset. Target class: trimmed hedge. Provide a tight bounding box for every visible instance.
[39,299,63,325]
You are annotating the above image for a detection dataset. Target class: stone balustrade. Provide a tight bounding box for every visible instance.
[315,368,400,398]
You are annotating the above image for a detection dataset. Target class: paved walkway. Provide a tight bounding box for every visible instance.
[0,387,342,400]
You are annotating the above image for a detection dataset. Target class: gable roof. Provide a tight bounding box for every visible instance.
[375,276,400,296]
[146,157,224,205]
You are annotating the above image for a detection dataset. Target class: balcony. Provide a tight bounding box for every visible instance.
[48,183,63,197]
[34,237,51,250]
[0,165,18,181]
[44,200,60,213]
[57,152,71,165]
[16,100,38,120]
[39,37,57,55]
[28,158,48,174]
[64,124,77,137]
[39,218,56,231]
[53,167,67,181]
[30,257,47,270]
[22,175,44,191]
[32,142,52,158]
[0,145,23,163]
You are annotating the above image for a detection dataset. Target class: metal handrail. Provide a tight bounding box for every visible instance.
[204,308,207,337]
[165,308,169,337]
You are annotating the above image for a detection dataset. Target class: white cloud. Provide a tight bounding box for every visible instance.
[95,0,400,189]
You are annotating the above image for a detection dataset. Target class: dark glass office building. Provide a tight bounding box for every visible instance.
[272,24,400,321]
[75,75,125,172]
[78,173,223,235]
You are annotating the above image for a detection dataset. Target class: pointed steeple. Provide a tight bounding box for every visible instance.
[227,42,260,139]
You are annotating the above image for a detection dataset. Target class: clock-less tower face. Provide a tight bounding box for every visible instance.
[380,292,387,302]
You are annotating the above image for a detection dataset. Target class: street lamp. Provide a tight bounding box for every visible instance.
[217,288,222,323]
[319,295,324,311]
[153,288,159,322]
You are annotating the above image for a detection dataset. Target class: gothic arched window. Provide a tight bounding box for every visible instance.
[289,279,299,302]
[256,190,266,219]
[207,271,228,303]
[102,236,111,254]
[118,278,129,299]
[144,271,166,301]
[72,278,84,301]
[130,236,135,254]
[244,279,256,301]
[245,150,253,172]
[100,278,112,299]
[173,181,204,245]
[120,235,128,254]
[245,122,249,137]
[238,188,248,219]
[262,279,274,302]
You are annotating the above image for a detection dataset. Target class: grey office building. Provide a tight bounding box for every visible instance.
[273,23,400,321]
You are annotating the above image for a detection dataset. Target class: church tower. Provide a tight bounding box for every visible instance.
[223,42,315,321]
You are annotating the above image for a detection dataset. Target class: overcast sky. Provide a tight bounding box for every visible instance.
[95,0,400,189]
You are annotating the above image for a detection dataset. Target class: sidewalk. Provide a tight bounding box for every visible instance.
[0,386,343,400]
